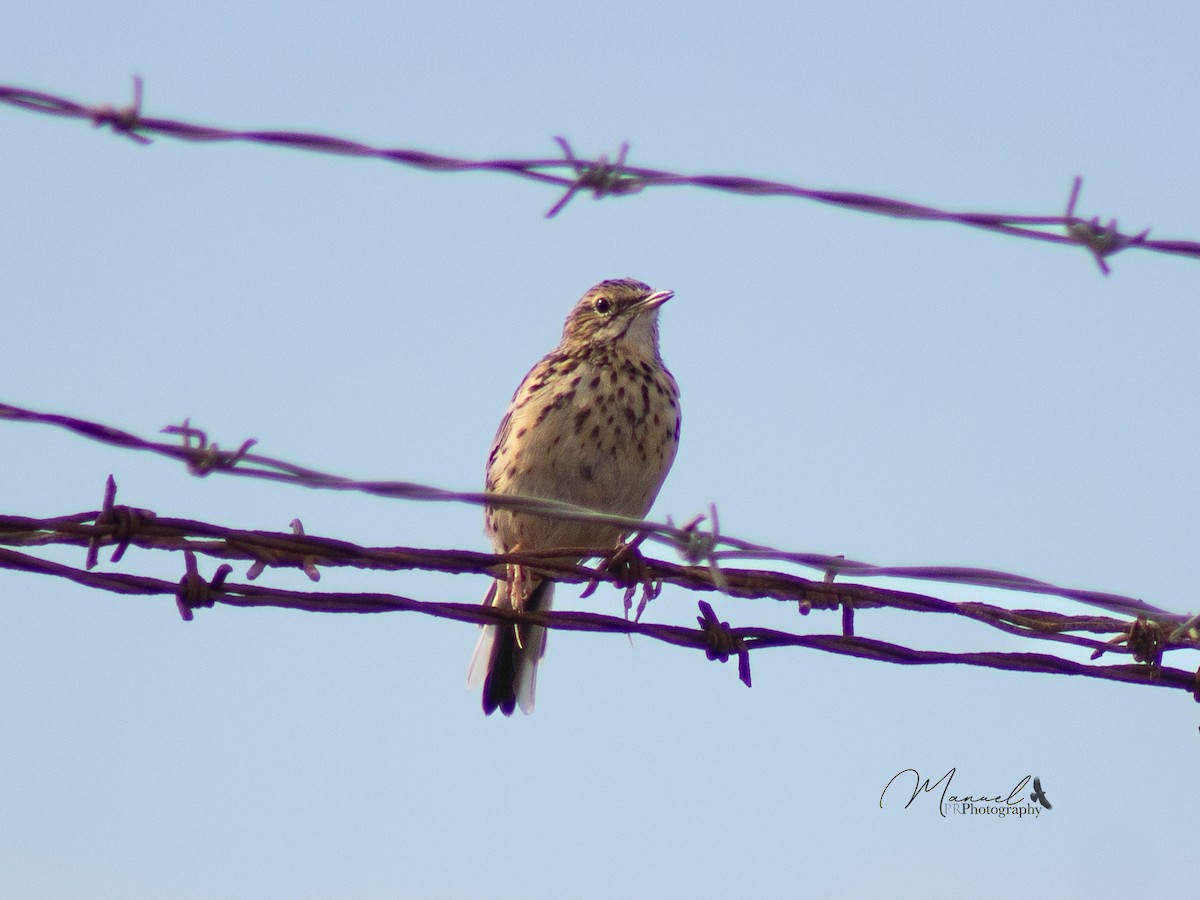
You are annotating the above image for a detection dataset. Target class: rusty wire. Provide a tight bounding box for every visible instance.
[3,80,1198,274]
[3,402,1200,703]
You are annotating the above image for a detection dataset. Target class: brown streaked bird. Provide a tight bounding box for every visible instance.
[467,279,681,715]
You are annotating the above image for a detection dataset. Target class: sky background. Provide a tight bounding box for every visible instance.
[4,2,1200,897]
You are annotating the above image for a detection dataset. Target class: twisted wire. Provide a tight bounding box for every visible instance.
[3,81,1195,273]
[3,402,1199,703]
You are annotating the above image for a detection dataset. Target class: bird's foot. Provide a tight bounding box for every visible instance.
[581,536,661,621]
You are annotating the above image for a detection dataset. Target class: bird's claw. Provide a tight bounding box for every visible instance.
[580,537,661,621]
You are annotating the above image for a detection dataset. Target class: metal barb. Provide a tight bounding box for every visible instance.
[174,549,232,621]
[545,137,644,217]
[161,418,258,476]
[88,75,151,145]
[1063,176,1153,275]
[85,474,154,569]
[695,600,752,687]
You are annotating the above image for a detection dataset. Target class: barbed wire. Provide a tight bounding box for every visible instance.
[4,79,1198,275]
[0,498,1146,648]
[0,401,1183,622]
[3,402,1199,703]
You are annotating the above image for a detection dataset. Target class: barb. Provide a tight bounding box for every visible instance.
[696,600,752,687]
[160,418,259,476]
[1062,176,1152,275]
[88,74,151,145]
[545,137,644,217]
[4,82,1197,271]
[175,549,233,621]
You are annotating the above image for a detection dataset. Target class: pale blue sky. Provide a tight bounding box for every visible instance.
[4,2,1200,897]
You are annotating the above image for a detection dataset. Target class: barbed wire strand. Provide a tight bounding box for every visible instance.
[3,80,1197,274]
[3,402,1200,703]
[0,540,1195,699]
[0,506,1150,655]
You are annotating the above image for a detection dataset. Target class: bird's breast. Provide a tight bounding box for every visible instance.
[486,351,680,553]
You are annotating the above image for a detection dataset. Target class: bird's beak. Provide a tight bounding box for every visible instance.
[639,289,674,311]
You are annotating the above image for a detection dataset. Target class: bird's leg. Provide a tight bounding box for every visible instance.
[505,547,532,649]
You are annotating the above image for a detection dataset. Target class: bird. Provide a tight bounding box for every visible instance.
[1030,777,1052,810]
[467,278,681,715]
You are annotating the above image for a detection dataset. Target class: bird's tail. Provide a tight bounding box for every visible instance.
[466,578,555,716]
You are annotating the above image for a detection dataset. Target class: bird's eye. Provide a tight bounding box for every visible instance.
[593,296,612,315]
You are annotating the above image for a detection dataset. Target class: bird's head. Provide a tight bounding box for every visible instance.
[560,278,673,357]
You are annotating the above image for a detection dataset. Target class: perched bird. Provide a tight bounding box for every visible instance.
[467,279,681,715]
